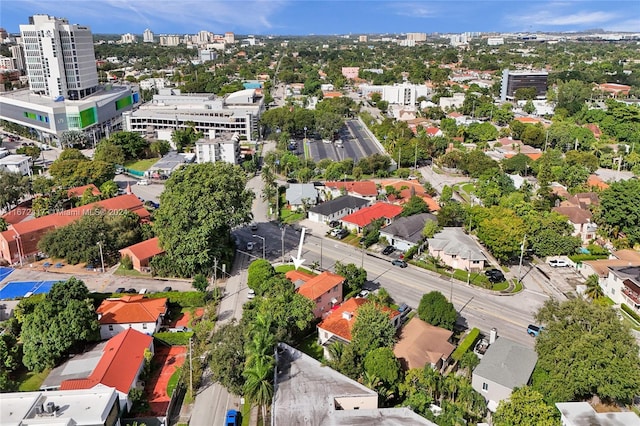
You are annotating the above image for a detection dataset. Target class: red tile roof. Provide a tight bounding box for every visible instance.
[297,271,344,300]
[10,194,149,236]
[97,295,168,325]
[341,202,403,228]
[67,184,101,198]
[2,206,32,225]
[552,206,593,224]
[424,127,442,136]
[60,328,153,394]
[285,269,314,284]
[514,117,541,124]
[584,124,602,139]
[325,181,378,197]
[587,174,609,190]
[318,298,400,342]
[323,91,343,98]
[119,237,165,261]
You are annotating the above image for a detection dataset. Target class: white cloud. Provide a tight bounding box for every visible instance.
[387,2,437,18]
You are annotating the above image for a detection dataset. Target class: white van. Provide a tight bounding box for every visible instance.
[138,288,148,294]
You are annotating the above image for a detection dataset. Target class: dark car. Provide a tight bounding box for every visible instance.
[162,286,172,292]
[336,229,349,239]
[398,303,411,316]
[115,287,125,293]
[126,288,137,294]
[226,409,239,426]
[328,220,340,228]
[382,245,395,255]
[392,259,408,268]
[484,268,505,283]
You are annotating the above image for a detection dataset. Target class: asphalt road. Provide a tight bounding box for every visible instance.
[306,119,385,163]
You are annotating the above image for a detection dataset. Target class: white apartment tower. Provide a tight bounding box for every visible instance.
[120,33,137,44]
[224,32,235,44]
[143,28,154,43]
[19,15,98,100]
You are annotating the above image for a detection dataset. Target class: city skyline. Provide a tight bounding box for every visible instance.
[1,1,639,36]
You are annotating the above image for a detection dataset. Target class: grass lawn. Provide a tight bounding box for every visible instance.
[124,158,158,172]
[303,140,311,160]
[492,281,510,291]
[17,368,51,391]
[297,334,324,361]
[511,280,523,293]
[166,369,181,397]
[620,309,640,331]
[461,183,475,194]
[275,265,315,275]
[114,265,147,277]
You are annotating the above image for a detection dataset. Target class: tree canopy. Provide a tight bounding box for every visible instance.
[595,179,640,246]
[494,386,559,426]
[363,347,401,386]
[417,291,457,330]
[351,302,397,356]
[153,163,254,277]
[533,298,640,404]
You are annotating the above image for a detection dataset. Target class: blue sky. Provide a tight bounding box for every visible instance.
[1,1,638,35]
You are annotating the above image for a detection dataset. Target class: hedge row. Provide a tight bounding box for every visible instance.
[147,291,205,307]
[452,328,480,361]
[568,254,609,263]
[154,331,194,346]
[622,304,640,324]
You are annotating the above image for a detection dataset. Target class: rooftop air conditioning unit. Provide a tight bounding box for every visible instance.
[45,401,56,414]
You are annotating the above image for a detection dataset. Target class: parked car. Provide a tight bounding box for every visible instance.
[382,245,395,255]
[328,220,340,228]
[250,223,258,231]
[126,288,137,293]
[169,326,192,333]
[247,288,256,299]
[392,259,408,268]
[484,268,505,283]
[138,288,147,294]
[162,286,172,292]
[357,290,370,299]
[246,241,255,251]
[226,409,239,426]
[398,303,411,316]
[115,287,125,293]
[115,167,125,174]
[549,259,569,267]
[336,229,349,239]
[527,324,544,337]
[136,179,149,186]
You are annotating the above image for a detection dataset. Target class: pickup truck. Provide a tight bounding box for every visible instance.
[527,324,544,337]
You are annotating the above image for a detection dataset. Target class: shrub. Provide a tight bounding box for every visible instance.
[568,254,608,263]
[121,255,133,270]
[622,304,640,324]
[147,291,205,307]
[451,328,480,362]
[154,331,193,346]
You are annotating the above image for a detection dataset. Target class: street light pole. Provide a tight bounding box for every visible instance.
[517,234,527,283]
[253,234,266,259]
[281,226,286,263]
[97,241,105,273]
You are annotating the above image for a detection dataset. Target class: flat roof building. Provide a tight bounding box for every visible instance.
[500,69,548,101]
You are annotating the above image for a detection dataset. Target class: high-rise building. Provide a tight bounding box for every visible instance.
[0,28,9,42]
[359,35,368,43]
[159,35,181,46]
[9,45,26,72]
[143,28,154,43]
[120,33,137,44]
[406,32,427,42]
[224,32,235,44]
[19,14,98,100]
[500,69,548,101]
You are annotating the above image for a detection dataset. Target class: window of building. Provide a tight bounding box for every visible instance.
[482,382,488,391]
[108,325,113,331]
[142,323,148,329]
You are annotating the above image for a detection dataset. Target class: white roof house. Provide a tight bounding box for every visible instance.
[0,154,31,176]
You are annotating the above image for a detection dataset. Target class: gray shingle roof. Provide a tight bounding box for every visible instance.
[309,195,370,216]
[285,184,318,205]
[473,337,538,390]
[427,227,486,261]
[381,213,437,244]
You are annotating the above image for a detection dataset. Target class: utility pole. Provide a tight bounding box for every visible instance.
[281,226,286,263]
[213,257,218,286]
[320,237,323,270]
[517,234,527,283]
[189,337,193,396]
[97,241,105,273]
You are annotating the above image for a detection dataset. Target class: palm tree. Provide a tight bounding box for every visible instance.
[245,330,275,368]
[327,341,344,365]
[243,357,274,423]
[584,274,604,300]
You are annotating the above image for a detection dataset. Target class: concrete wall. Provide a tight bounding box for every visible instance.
[471,374,512,409]
[99,319,160,340]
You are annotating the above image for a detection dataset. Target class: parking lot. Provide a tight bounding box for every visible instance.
[302,119,386,163]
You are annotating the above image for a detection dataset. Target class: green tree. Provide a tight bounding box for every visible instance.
[584,274,604,301]
[440,185,453,204]
[192,273,208,292]
[422,220,441,239]
[0,331,21,391]
[595,179,640,245]
[0,170,30,211]
[474,206,526,262]
[523,100,536,115]
[242,357,273,423]
[0,217,7,232]
[351,302,397,356]
[533,298,640,404]
[556,80,592,116]
[21,278,99,372]
[209,321,246,395]
[417,291,457,330]
[99,180,118,199]
[494,386,559,426]
[334,262,367,295]
[93,141,126,166]
[153,163,254,277]
[16,145,41,161]
[400,195,430,216]
[150,140,171,158]
[364,347,401,386]
[104,131,148,160]
[247,259,276,296]
[60,130,88,148]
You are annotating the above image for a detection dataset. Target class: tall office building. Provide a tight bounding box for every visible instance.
[9,45,26,73]
[500,69,548,101]
[143,28,154,43]
[19,14,98,100]
[406,32,427,42]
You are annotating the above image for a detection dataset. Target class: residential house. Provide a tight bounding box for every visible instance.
[380,213,437,252]
[584,123,602,139]
[604,266,640,313]
[285,183,319,211]
[96,295,168,340]
[427,227,486,271]
[317,298,401,359]
[294,271,344,318]
[273,343,437,426]
[322,181,378,201]
[393,317,455,372]
[0,194,150,264]
[60,328,154,412]
[340,202,403,234]
[119,237,165,273]
[580,250,640,282]
[424,126,443,137]
[471,337,538,412]
[307,195,370,224]
[0,154,31,175]
[380,179,440,212]
[586,174,609,190]
[0,387,121,426]
[552,205,597,244]
[597,83,631,97]
[555,402,640,426]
